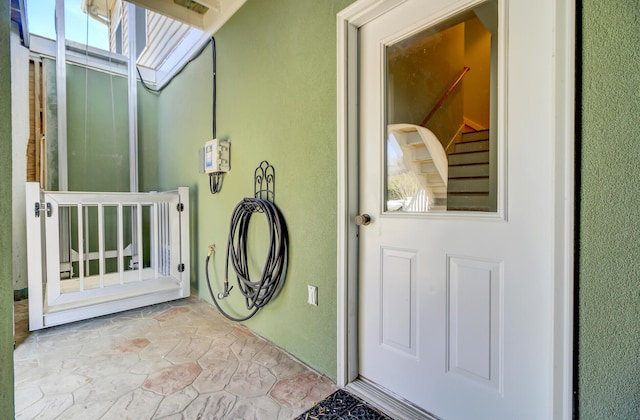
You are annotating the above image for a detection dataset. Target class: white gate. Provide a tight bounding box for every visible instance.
[25,182,190,330]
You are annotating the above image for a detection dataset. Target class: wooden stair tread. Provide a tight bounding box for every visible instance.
[448,149,489,156]
[448,161,488,167]
[456,138,489,145]
[447,191,489,196]
[448,175,489,180]
[395,127,420,133]
[447,207,491,211]
[460,130,490,142]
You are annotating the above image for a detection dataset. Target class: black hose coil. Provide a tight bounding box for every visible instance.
[206,197,289,321]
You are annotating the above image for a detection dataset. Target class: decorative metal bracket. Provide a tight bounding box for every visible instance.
[254,161,275,203]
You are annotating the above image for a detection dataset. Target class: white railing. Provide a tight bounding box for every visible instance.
[25,183,190,330]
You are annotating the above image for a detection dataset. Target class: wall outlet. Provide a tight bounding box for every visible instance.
[307,285,318,306]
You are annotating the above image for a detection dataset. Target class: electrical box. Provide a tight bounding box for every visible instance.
[203,138,230,173]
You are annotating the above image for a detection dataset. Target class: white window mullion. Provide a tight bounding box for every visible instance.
[152,202,158,278]
[98,203,105,287]
[137,202,143,281]
[127,3,139,193]
[77,203,84,291]
[55,0,68,191]
[84,205,90,276]
[117,203,124,284]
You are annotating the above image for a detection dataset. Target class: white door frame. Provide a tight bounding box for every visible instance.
[335,0,575,418]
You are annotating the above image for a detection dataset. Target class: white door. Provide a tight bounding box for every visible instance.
[357,0,569,418]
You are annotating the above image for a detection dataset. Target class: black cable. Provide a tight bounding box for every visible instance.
[205,197,289,322]
[207,37,222,194]
[137,36,216,95]
[209,172,224,194]
[211,36,216,139]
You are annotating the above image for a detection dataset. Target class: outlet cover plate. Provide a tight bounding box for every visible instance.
[307,285,318,306]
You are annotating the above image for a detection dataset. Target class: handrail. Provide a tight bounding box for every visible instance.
[420,66,470,127]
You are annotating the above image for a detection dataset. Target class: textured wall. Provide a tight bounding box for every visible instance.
[157,0,353,378]
[579,0,640,417]
[0,0,14,416]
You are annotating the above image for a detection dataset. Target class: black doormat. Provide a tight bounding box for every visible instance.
[295,389,393,419]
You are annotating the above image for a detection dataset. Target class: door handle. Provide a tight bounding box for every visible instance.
[354,214,371,226]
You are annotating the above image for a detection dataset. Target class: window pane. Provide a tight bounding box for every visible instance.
[26,0,56,41]
[385,3,497,213]
[65,0,110,50]
[27,0,111,50]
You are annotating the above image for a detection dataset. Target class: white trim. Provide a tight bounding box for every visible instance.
[336,0,575,418]
[11,33,30,293]
[29,35,127,76]
[29,34,156,81]
[347,379,437,420]
[127,3,139,192]
[336,0,407,389]
[463,116,488,131]
[55,0,68,191]
[554,0,576,418]
[129,0,246,89]
[28,1,246,90]
[154,30,211,89]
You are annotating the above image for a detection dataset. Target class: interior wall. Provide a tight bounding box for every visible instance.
[462,17,490,129]
[579,0,640,417]
[156,0,354,378]
[388,24,465,145]
[0,2,14,417]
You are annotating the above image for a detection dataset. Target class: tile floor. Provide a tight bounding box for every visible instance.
[13,296,337,419]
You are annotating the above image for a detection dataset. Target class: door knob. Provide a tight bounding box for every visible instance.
[355,214,371,226]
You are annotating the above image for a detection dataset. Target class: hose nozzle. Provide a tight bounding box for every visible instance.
[217,278,233,299]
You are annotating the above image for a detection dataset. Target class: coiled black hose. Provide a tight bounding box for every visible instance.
[206,197,289,321]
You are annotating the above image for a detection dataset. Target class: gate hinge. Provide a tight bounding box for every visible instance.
[35,202,52,218]
[178,263,185,273]
[177,203,184,212]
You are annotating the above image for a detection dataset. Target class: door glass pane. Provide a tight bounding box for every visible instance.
[385,1,497,213]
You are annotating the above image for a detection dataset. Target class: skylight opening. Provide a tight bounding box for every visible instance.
[27,0,110,52]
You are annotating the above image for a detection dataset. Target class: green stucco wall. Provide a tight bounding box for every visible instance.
[157,0,353,378]
[579,0,640,417]
[0,1,14,417]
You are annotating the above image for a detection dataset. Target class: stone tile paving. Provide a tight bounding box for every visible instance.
[13,296,336,419]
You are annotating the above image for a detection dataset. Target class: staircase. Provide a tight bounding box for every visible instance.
[389,124,448,211]
[447,129,491,211]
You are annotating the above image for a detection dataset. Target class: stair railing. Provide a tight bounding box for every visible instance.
[420,66,470,127]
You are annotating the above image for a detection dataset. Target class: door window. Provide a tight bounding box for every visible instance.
[385,2,497,213]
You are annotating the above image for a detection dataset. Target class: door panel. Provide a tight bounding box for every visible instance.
[358,0,558,418]
[447,255,501,391]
